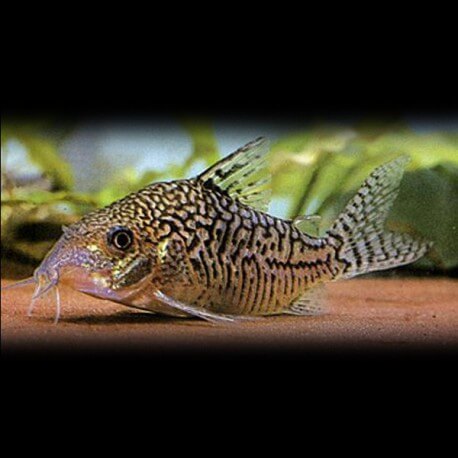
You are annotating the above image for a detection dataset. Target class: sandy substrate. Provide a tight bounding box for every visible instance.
[1,278,457,352]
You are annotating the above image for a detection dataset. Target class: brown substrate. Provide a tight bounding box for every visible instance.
[1,278,457,354]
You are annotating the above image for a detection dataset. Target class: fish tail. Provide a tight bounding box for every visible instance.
[326,156,432,279]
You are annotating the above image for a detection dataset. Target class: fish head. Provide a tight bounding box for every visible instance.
[34,205,154,302]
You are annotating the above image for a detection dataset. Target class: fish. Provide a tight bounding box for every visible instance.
[2,137,432,323]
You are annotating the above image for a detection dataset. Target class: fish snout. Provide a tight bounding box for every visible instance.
[31,236,117,299]
[35,235,95,281]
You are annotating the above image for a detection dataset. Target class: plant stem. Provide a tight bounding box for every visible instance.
[289,151,331,218]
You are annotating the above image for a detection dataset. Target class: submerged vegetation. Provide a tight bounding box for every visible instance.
[1,118,457,274]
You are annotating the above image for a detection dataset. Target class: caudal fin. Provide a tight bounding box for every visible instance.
[327,156,432,279]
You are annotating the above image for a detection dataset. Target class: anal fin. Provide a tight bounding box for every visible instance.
[286,284,327,316]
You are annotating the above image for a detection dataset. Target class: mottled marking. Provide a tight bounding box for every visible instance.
[48,145,431,321]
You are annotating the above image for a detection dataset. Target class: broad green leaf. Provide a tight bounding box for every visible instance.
[389,164,458,269]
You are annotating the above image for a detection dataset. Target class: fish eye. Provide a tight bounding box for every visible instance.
[107,226,134,251]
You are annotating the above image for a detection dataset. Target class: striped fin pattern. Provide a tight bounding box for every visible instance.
[327,155,432,278]
[286,284,326,316]
[197,137,271,211]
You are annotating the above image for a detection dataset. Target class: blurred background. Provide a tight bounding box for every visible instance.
[1,116,457,278]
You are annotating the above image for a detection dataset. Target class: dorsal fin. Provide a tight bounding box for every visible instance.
[196,137,271,211]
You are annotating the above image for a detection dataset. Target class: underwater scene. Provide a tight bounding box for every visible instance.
[1,117,457,353]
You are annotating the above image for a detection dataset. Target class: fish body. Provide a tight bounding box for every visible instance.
[4,138,432,322]
[94,179,335,316]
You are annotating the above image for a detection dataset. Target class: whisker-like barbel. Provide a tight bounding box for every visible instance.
[54,286,61,324]
[1,277,35,291]
[32,277,57,300]
[27,295,41,318]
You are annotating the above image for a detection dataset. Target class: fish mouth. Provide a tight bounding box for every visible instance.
[74,270,156,306]
[2,261,148,323]
[1,237,152,322]
[1,236,117,323]
[68,268,121,301]
[2,264,117,324]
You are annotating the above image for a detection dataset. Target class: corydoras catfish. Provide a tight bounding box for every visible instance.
[2,138,432,323]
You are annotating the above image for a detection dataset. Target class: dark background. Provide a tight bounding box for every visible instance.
[2,31,457,410]
[3,35,456,120]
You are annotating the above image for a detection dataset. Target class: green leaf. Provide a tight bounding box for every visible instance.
[1,122,74,190]
[270,126,361,218]
[2,188,97,207]
[20,135,74,190]
[181,118,220,171]
[389,164,458,269]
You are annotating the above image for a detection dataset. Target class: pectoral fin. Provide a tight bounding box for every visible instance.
[153,290,239,324]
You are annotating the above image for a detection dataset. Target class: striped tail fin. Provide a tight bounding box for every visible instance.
[327,156,432,279]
